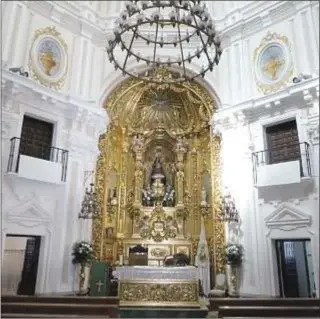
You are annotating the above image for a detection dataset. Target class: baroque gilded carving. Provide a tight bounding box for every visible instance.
[119,281,199,307]
[93,69,225,273]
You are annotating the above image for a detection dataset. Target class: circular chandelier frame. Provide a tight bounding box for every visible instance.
[106,0,223,84]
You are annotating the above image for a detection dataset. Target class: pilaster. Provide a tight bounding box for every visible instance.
[12,4,32,68]
[71,37,86,96]
[2,2,18,65]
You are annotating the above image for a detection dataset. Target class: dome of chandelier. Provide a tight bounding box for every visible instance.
[103,69,217,138]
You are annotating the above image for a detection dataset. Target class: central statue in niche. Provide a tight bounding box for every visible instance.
[142,147,175,207]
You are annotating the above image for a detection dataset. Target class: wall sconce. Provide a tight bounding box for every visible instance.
[78,182,101,219]
[216,193,240,223]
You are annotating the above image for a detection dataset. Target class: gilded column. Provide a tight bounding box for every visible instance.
[117,129,129,236]
[130,135,145,220]
[211,131,225,274]
[175,137,188,203]
[175,137,189,226]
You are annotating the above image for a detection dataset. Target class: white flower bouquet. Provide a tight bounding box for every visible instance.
[225,243,243,266]
[72,240,95,265]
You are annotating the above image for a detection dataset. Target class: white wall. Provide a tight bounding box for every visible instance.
[1,0,319,296]
[214,78,319,296]
[1,67,108,293]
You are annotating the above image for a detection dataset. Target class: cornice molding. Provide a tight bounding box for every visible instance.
[212,77,319,130]
[21,1,314,50]
[219,1,307,43]
[2,69,108,120]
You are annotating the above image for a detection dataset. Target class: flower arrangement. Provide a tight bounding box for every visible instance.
[225,243,243,266]
[72,240,94,265]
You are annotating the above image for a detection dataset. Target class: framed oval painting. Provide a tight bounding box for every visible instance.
[253,32,293,94]
[29,26,68,90]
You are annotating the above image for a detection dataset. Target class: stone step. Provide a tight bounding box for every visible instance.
[209,298,320,311]
[2,314,109,318]
[1,295,118,305]
[218,305,320,318]
[1,302,118,317]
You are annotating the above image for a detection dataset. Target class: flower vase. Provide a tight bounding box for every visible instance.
[227,264,239,297]
[78,263,87,294]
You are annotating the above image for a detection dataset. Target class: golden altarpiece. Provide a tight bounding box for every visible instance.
[92,70,225,276]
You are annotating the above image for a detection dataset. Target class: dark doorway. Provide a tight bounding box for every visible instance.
[265,120,301,165]
[19,115,54,161]
[275,239,315,298]
[5,235,42,296]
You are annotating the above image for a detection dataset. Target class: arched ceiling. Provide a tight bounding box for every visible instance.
[103,69,216,138]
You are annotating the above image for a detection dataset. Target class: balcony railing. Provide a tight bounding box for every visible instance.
[7,137,69,182]
[252,142,312,186]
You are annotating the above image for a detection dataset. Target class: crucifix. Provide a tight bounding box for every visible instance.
[96,280,104,293]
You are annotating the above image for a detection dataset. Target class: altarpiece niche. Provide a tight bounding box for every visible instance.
[92,69,225,275]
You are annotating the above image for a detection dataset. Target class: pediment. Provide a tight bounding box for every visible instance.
[265,203,311,228]
[6,198,51,222]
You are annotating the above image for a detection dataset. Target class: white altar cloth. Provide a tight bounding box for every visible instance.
[115,266,199,281]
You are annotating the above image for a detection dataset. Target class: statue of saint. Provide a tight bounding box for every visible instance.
[176,136,187,152]
[200,187,208,206]
[132,134,144,152]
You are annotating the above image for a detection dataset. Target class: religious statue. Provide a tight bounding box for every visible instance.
[132,134,145,152]
[200,187,208,206]
[165,216,179,234]
[139,215,150,238]
[176,136,188,152]
[110,188,118,206]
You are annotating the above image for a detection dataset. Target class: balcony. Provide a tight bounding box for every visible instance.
[7,137,69,184]
[252,142,312,187]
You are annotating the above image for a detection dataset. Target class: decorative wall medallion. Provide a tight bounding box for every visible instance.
[254,32,293,94]
[29,26,68,90]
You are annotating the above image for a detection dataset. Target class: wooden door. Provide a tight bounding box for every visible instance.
[276,240,299,297]
[17,236,41,295]
[266,120,301,165]
[19,116,53,161]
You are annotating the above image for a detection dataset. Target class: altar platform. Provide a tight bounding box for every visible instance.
[116,265,208,318]
[116,266,200,307]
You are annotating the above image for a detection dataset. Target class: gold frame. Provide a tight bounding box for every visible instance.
[118,279,199,307]
[28,26,68,90]
[253,31,293,94]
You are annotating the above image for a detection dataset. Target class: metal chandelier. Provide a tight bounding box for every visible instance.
[106,0,222,84]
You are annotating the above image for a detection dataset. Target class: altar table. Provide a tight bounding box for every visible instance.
[116,266,200,307]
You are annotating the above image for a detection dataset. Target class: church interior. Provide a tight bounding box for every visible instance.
[1,1,319,318]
